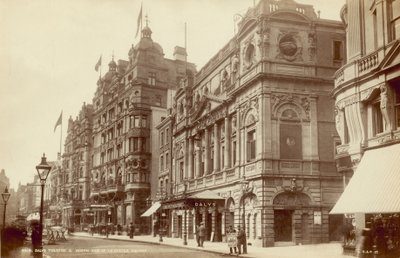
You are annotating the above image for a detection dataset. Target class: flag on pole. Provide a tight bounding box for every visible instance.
[135,3,143,38]
[95,56,102,72]
[54,111,62,132]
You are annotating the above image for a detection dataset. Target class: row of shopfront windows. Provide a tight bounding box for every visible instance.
[60,194,341,247]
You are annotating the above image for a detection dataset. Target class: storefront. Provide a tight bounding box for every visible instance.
[161,190,225,242]
[330,143,400,256]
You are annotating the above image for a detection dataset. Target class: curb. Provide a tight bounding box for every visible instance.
[70,233,255,258]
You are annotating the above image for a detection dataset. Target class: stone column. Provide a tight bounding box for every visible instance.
[195,141,201,177]
[204,128,210,175]
[213,124,220,172]
[224,117,231,169]
[188,137,194,179]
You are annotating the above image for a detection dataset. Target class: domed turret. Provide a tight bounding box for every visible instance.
[108,56,117,72]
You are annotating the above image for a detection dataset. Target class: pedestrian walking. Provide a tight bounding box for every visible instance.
[129,222,135,239]
[31,223,41,257]
[198,222,206,247]
[237,226,247,255]
[226,225,238,255]
[195,223,201,247]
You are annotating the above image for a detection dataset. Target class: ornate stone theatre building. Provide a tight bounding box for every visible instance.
[160,0,345,247]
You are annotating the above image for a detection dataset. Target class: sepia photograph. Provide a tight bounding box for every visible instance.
[1,0,400,257]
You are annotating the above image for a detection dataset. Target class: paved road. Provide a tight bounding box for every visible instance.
[13,236,227,258]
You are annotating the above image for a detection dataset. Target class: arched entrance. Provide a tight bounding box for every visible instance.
[273,192,311,245]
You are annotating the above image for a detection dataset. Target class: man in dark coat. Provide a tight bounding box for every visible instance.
[237,226,247,255]
[198,222,206,247]
[129,222,134,239]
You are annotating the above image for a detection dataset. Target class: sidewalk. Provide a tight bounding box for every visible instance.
[71,232,350,258]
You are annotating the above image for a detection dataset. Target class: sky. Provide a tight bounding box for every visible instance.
[0,0,345,190]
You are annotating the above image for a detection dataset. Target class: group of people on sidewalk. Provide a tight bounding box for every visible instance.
[226,225,247,255]
[194,222,247,255]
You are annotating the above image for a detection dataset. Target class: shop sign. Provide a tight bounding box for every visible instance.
[193,201,216,207]
[314,211,321,225]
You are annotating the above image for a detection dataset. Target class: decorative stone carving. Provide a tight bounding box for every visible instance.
[276,31,303,62]
[239,97,259,126]
[256,16,270,58]
[335,106,345,143]
[271,93,310,120]
[380,84,392,131]
[231,54,240,80]
[273,192,310,206]
[242,36,256,70]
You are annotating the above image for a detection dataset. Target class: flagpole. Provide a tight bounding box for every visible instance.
[59,117,62,156]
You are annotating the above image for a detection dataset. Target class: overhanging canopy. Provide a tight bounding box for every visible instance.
[330,143,400,214]
[141,201,161,217]
[26,212,40,221]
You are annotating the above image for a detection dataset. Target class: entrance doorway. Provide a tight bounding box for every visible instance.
[274,210,293,242]
[301,213,310,244]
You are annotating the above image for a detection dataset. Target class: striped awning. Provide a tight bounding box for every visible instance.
[330,143,400,214]
[141,201,161,217]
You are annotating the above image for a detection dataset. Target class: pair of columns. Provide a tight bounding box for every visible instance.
[187,117,234,179]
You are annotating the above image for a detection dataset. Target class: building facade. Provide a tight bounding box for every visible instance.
[61,103,94,230]
[161,0,345,247]
[88,23,195,234]
[331,0,400,255]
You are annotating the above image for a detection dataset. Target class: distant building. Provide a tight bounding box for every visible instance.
[159,0,345,247]
[61,103,93,230]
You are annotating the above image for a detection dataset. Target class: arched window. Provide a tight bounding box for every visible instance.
[279,108,302,159]
[245,113,257,162]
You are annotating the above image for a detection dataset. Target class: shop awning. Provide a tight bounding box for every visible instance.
[190,190,225,200]
[141,201,161,217]
[330,143,400,214]
[83,204,111,212]
[26,212,40,221]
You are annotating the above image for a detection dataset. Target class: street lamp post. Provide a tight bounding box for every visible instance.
[239,176,249,254]
[2,186,11,231]
[1,186,11,256]
[183,181,188,246]
[35,153,52,258]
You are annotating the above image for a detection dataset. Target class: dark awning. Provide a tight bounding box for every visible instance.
[161,190,225,209]
[330,143,400,214]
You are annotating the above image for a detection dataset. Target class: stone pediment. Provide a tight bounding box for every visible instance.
[379,40,400,71]
[190,94,226,121]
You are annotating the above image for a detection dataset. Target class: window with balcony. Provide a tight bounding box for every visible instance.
[128,137,139,152]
